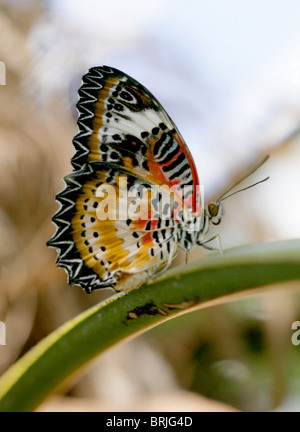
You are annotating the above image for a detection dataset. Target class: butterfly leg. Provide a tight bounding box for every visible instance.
[200,234,223,254]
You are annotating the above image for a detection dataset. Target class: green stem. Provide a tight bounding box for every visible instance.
[0,239,300,412]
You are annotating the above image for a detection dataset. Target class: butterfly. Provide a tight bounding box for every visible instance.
[47,66,269,294]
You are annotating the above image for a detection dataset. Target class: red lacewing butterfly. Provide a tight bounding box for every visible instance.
[47,66,269,293]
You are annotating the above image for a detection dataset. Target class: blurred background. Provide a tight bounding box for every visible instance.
[1,0,300,412]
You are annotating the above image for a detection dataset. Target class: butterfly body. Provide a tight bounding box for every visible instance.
[48,66,222,293]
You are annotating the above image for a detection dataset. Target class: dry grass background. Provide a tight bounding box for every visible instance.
[1,3,300,412]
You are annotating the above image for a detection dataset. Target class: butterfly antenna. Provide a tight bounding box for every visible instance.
[217,155,270,202]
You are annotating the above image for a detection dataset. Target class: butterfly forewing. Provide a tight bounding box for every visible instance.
[73,66,200,214]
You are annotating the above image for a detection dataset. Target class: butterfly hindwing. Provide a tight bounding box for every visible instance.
[48,162,178,293]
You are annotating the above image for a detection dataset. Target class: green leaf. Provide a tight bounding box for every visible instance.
[0,239,300,412]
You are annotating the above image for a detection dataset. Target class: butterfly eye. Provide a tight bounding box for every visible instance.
[207,202,223,226]
[208,202,219,218]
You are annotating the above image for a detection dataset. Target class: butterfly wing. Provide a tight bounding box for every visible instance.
[72,66,200,215]
[48,162,179,293]
[48,66,200,293]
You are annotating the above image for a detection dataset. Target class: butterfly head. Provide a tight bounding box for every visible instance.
[206,201,223,226]
[193,201,223,247]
